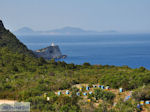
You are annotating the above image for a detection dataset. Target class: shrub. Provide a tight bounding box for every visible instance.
[93,89,115,101]
[112,99,139,112]
[83,62,91,67]
[132,85,150,101]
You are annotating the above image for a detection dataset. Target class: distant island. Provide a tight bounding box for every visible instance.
[14,26,117,36]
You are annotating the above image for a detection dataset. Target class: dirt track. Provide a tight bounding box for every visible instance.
[0,100,16,105]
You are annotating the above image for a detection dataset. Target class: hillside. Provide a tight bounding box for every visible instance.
[0,20,150,112]
[0,47,150,112]
[0,20,34,56]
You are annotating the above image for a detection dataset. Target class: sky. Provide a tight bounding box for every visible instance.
[0,0,150,33]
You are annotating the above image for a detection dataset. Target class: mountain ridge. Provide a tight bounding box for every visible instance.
[14,26,118,36]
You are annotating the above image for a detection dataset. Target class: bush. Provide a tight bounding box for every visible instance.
[83,62,91,67]
[112,99,139,112]
[94,102,110,112]
[93,89,115,101]
[132,85,150,101]
[55,96,80,111]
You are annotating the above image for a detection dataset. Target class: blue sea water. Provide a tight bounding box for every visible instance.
[17,34,150,69]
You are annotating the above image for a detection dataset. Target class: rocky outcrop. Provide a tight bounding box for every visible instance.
[34,43,67,60]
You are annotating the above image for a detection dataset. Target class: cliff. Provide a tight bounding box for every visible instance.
[34,43,67,59]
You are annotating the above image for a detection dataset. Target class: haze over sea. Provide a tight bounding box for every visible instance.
[17,34,150,69]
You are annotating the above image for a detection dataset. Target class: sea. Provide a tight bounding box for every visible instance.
[17,34,150,69]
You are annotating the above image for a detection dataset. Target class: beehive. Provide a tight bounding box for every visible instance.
[140,100,144,105]
[119,88,123,93]
[79,87,83,91]
[101,85,104,89]
[58,91,61,96]
[88,99,91,102]
[89,91,93,94]
[76,92,80,96]
[98,85,101,88]
[47,97,50,101]
[105,86,109,90]
[93,85,97,88]
[66,90,70,95]
[86,86,90,91]
[83,92,87,96]
[137,104,141,109]
[125,96,131,101]
[145,101,150,104]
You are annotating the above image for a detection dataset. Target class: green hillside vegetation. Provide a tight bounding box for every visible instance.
[0,47,150,111]
[0,20,150,111]
[0,21,34,56]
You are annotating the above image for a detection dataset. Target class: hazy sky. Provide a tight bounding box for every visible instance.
[0,0,150,33]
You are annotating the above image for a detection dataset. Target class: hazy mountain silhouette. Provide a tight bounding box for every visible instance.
[14,26,117,36]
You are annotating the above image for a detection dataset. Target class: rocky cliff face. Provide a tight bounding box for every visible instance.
[34,44,67,59]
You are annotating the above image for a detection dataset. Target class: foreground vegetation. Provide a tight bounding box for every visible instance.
[0,47,150,112]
